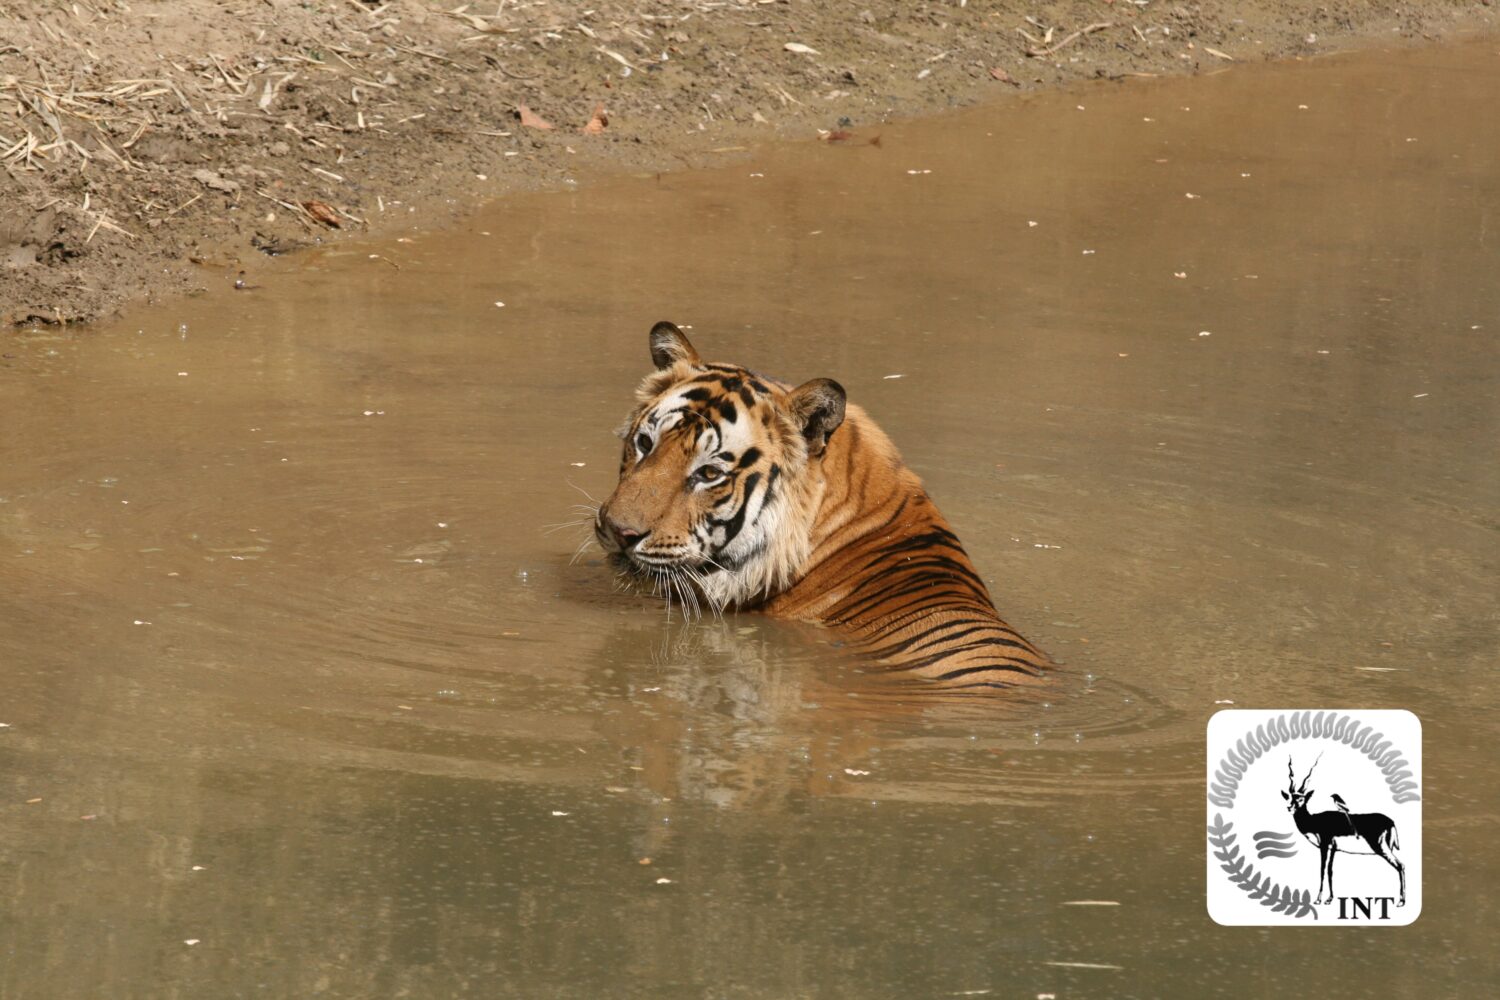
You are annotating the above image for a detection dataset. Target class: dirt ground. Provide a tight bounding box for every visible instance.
[2,0,1495,327]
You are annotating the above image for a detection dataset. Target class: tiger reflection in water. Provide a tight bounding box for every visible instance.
[594,322,1051,692]
[582,617,1049,831]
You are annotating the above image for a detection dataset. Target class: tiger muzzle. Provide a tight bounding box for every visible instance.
[598,509,648,553]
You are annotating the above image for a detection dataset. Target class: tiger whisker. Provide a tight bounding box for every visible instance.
[683,564,723,620]
[692,573,709,619]
[653,568,674,624]
[543,518,595,535]
[569,534,596,565]
[666,567,701,622]
[608,558,722,623]
[681,571,702,620]
[695,558,732,615]
[565,480,604,506]
[667,569,686,621]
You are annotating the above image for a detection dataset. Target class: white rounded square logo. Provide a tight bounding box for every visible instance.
[1207,709,1421,926]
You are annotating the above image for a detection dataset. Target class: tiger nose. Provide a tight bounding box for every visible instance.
[604,513,648,549]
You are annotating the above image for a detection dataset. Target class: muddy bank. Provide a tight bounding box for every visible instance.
[2,0,1495,326]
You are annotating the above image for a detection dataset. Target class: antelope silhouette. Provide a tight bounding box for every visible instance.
[1282,754,1405,906]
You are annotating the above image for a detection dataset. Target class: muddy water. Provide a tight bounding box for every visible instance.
[4,39,1498,999]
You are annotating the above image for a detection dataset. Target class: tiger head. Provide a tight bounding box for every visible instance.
[595,321,846,610]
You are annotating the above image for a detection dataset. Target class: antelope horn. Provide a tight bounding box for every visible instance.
[1287,756,1295,788]
[1299,751,1323,792]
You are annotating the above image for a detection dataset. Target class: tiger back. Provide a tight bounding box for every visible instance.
[594,321,1050,690]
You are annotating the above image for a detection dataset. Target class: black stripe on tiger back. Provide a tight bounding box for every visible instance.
[861,624,1040,664]
[827,557,990,624]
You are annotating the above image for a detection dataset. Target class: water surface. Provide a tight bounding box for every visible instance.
[3,39,1498,999]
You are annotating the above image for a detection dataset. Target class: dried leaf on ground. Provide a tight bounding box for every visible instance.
[581,103,608,135]
[517,103,554,130]
[783,43,820,55]
[989,67,1021,86]
[302,200,341,228]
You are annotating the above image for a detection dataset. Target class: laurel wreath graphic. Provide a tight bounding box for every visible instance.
[1208,814,1318,918]
[1209,710,1421,809]
[1206,710,1420,921]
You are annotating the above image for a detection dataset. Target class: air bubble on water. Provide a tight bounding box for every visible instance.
[1073,732,1083,743]
[1032,731,1042,743]
[179,324,188,339]
[515,569,530,583]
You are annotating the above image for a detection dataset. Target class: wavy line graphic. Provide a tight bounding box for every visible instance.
[1254,830,1299,859]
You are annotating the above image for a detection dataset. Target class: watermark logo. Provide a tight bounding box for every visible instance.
[1206,709,1421,925]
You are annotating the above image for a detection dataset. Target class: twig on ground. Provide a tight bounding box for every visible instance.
[165,192,203,218]
[390,44,477,70]
[1025,22,1113,58]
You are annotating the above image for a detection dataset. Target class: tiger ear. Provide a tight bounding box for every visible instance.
[649,321,700,369]
[787,378,846,458]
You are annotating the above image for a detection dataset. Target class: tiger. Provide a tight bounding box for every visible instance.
[593,321,1051,690]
